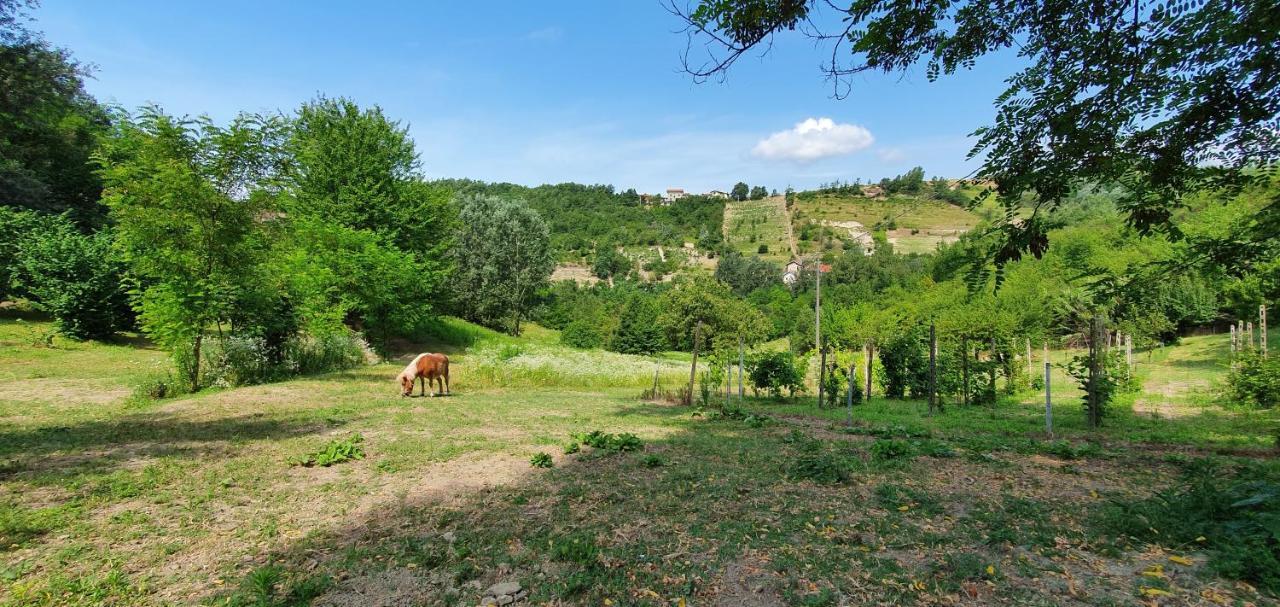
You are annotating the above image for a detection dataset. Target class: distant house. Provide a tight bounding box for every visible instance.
[862,185,885,198]
[782,260,802,286]
[706,190,730,200]
[665,188,686,202]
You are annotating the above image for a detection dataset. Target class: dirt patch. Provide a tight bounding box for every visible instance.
[315,568,437,607]
[551,264,600,285]
[709,553,785,607]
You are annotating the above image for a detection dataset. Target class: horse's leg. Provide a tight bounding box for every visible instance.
[430,375,438,397]
[444,370,450,396]
[419,376,425,397]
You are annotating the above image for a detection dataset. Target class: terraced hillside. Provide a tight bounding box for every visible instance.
[792,191,986,255]
[723,196,794,262]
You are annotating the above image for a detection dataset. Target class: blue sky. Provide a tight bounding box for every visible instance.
[35,1,1022,193]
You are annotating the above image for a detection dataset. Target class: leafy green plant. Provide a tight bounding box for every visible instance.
[563,441,580,455]
[571,430,642,452]
[289,434,365,467]
[530,452,554,468]
[785,448,849,485]
[748,351,805,398]
[870,438,914,460]
[641,454,665,468]
[1227,352,1280,409]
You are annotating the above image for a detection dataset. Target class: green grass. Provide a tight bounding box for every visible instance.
[2,317,1279,606]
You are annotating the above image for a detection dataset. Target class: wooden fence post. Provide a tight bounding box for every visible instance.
[846,362,856,426]
[1086,315,1104,428]
[864,342,874,401]
[1045,361,1053,437]
[738,336,745,398]
[1262,304,1269,358]
[1025,338,1033,381]
[928,322,938,415]
[1248,322,1255,350]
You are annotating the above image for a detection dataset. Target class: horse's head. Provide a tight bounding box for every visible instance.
[398,373,413,396]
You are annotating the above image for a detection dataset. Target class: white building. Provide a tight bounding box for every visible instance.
[665,188,686,202]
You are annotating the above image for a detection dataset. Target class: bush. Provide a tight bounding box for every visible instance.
[749,351,805,398]
[1227,352,1280,409]
[11,220,132,340]
[290,434,365,467]
[203,331,368,388]
[757,244,769,254]
[561,317,606,349]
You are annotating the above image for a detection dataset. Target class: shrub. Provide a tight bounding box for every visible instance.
[202,331,368,388]
[10,221,132,340]
[130,371,191,403]
[1227,352,1280,409]
[748,351,805,398]
[641,454,665,468]
[561,317,606,349]
[757,244,769,254]
[290,434,365,467]
[530,452,554,468]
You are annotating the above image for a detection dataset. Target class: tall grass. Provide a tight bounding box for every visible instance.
[464,342,689,388]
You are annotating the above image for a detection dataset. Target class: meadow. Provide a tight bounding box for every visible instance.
[3,312,1278,607]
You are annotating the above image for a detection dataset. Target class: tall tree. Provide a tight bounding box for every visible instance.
[288,96,454,261]
[731,181,749,201]
[453,194,554,335]
[671,0,1280,278]
[97,107,288,390]
[0,0,108,225]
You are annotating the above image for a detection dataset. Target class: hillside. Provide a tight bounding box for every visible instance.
[791,190,985,256]
[722,195,793,262]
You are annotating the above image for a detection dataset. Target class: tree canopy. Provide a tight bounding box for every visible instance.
[671,0,1280,280]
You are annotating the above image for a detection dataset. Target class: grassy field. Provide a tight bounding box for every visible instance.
[3,316,1279,606]
[724,197,792,262]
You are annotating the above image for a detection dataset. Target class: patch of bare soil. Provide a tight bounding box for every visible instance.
[315,568,438,607]
[551,264,600,285]
[709,553,786,607]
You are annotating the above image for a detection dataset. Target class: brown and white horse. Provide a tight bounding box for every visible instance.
[398,353,450,397]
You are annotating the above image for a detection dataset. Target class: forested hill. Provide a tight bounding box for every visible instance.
[432,179,724,259]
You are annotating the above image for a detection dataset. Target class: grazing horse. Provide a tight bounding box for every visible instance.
[398,353,450,397]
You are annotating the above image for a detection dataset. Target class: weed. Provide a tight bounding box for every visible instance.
[1042,439,1103,459]
[530,452,554,468]
[563,441,580,455]
[549,532,599,566]
[571,430,642,452]
[288,434,365,467]
[786,450,849,485]
[870,438,915,460]
[641,454,665,468]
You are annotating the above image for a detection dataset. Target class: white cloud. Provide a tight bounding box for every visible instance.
[751,117,874,162]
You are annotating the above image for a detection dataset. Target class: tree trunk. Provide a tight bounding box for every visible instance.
[190,333,203,392]
[686,321,701,406]
[738,336,744,399]
[962,336,969,407]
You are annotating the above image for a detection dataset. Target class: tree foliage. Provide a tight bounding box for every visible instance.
[453,194,555,335]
